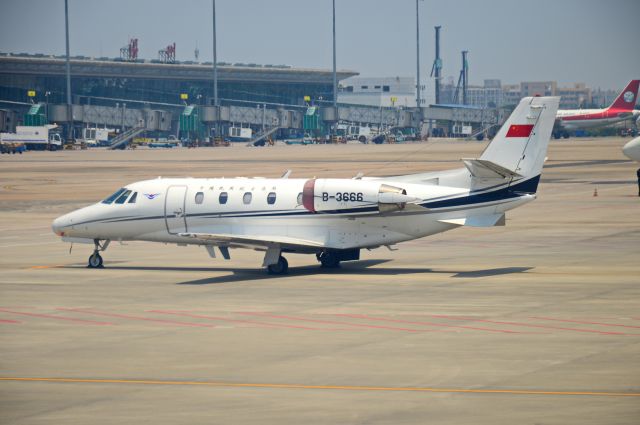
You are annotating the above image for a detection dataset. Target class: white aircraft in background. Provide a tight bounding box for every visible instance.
[622,136,640,162]
[53,97,559,274]
[554,80,639,138]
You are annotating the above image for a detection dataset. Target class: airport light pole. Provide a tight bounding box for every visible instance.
[64,0,72,141]
[45,91,51,123]
[332,0,337,110]
[212,0,218,107]
[415,0,422,110]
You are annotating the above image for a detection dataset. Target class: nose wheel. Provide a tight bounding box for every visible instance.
[88,252,103,268]
[87,239,110,268]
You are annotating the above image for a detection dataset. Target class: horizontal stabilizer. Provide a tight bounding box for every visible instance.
[439,213,505,227]
[462,159,523,180]
[180,232,324,250]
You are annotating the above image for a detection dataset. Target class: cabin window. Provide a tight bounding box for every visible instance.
[194,192,204,204]
[297,192,303,205]
[128,192,137,203]
[101,188,126,204]
[243,192,252,204]
[114,189,132,204]
[267,192,276,205]
[219,192,228,204]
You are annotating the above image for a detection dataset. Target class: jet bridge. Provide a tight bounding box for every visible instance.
[48,104,172,132]
[40,102,501,138]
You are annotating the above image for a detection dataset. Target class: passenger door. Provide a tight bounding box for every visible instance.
[165,185,188,234]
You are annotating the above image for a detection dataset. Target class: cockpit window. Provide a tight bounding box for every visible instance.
[114,190,132,204]
[128,192,138,203]
[101,188,126,204]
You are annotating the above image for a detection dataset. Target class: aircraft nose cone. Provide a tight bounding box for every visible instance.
[623,136,640,161]
[52,214,70,236]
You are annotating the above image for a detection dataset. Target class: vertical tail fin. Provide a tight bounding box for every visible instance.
[480,96,560,182]
[607,80,639,111]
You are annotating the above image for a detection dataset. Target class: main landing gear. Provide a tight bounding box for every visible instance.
[316,251,341,268]
[88,239,110,268]
[267,256,288,275]
[261,248,361,275]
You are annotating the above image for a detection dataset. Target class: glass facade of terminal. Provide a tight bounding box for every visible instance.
[0,73,334,107]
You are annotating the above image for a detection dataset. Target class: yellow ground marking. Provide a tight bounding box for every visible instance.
[30,265,65,269]
[0,377,638,397]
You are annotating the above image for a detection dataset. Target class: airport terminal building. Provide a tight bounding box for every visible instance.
[0,53,358,107]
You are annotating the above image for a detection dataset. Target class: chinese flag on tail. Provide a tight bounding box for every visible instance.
[506,124,534,138]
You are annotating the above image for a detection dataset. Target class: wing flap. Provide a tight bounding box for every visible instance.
[179,232,325,250]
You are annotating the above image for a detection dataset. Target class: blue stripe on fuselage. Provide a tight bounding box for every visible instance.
[422,175,540,209]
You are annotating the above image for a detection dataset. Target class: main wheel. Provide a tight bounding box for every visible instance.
[267,256,289,275]
[319,252,340,268]
[88,252,103,268]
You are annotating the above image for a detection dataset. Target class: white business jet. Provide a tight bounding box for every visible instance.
[52,96,559,274]
[622,136,640,162]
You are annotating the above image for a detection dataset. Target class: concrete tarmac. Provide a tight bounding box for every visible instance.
[1,138,639,424]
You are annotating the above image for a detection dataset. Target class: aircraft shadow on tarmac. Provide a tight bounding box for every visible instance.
[62,261,532,285]
[170,262,533,285]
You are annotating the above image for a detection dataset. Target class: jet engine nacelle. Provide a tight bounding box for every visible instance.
[302,179,418,214]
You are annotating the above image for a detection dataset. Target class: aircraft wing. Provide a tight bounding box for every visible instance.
[179,232,325,251]
[438,213,505,227]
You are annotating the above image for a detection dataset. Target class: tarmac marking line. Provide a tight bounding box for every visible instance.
[0,319,21,324]
[149,310,346,331]
[238,312,434,333]
[1,241,59,248]
[57,308,215,328]
[30,265,65,269]
[530,316,640,330]
[0,377,638,398]
[0,308,112,326]
[425,314,637,336]
[333,313,533,334]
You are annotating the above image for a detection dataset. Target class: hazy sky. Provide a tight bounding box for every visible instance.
[1,0,638,93]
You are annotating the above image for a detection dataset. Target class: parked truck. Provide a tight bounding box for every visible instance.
[0,125,63,151]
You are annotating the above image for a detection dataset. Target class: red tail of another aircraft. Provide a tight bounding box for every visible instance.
[607,80,639,111]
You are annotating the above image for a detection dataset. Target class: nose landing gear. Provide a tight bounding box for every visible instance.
[88,252,103,268]
[87,239,110,268]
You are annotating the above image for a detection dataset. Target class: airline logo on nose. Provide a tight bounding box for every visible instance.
[506,124,534,138]
[623,91,634,103]
[144,193,161,200]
